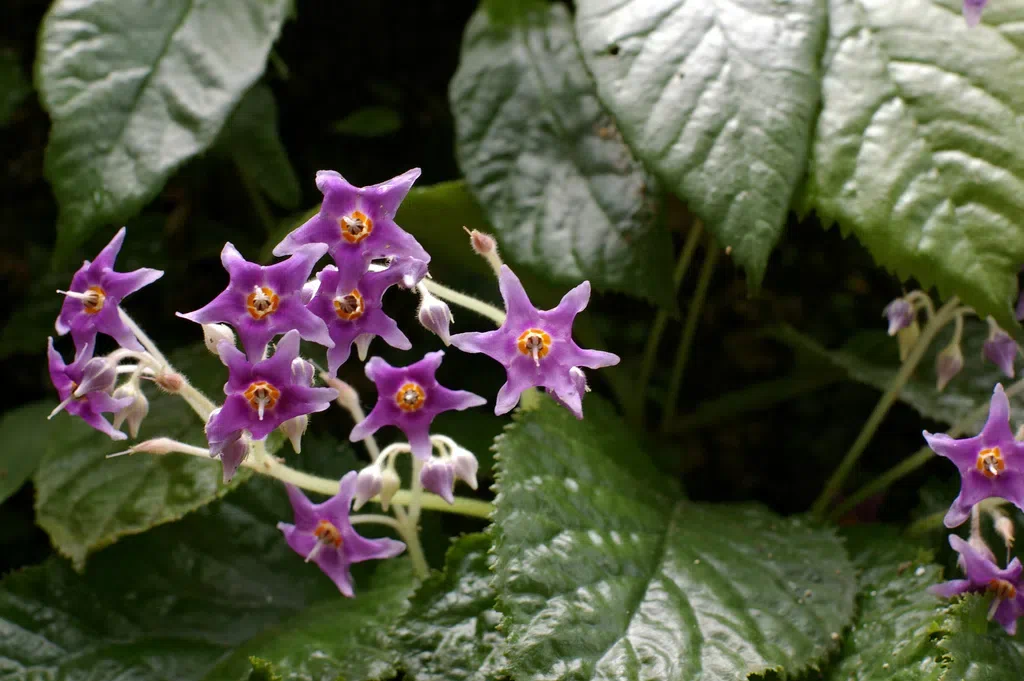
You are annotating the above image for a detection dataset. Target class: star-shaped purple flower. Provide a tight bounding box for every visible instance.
[450,265,619,418]
[206,330,337,443]
[178,243,332,361]
[277,472,406,597]
[272,169,430,291]
[930,534,1024,635]
[56,227,164,352]
[48,338,132,441]
[349,351,486,460]
[306,264,411,375]
[924,384,1024,527]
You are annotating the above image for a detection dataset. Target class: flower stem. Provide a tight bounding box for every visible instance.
[349,514,403,531]
[394,513,430,578]
[811,297,961,517]
[661,238,719,431]
[422,280,506,326]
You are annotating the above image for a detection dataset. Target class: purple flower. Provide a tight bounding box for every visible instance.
[963,0,987,26]
[984,328,1018,378]
[450,266,619,418]
[930,534,1024,635]
[349,351,486,460]
[56,227,164,352]
[277,472,406,597]
[272,169,430,291]
[204,426,250,483]
[306,265,411,375]
[206,330,337,443]
[48,338,132,441]
[178,243,332,361]
[420,458,456,504]
[882,298,914,336]
[924,384,1024,527]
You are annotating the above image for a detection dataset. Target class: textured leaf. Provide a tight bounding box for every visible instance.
[392,533,506,681]
[450,1,674,306]
[0,478,405,681]
[772,322,1021,430]
[37,0,291,260]
[493,396,857,681]
[937,596,1024,680]
[0,402,52,505]
[804,0,1024,329]
[219,83,301,209]
[574,0,826,288]
[0,49,30,126]
[203,560,414,681]
[34,344,253,569]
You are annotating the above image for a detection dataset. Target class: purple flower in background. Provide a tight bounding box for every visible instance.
[450,266,619,418]
[278,472,406,597]
[930,534,1024,635]
[206,330,337,442]
[350,351,485,460]
[963,0,987,26]
[178,243,331,361]
[882,298,914,336]
[272,169,430,291]
[984,327,1018,378]
[56,227,164,351]
[47,338,132,441]
[923,384,1024,527]
[307,265,411,375]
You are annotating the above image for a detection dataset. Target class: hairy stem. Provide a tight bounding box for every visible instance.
[422,279,506,325]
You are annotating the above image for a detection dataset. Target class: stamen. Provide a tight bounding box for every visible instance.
[976,447,1005,479]
[339,211,374,244]
[48,395,75,419]
[57,286,106,314]
[246,286,280,320]
[244,381,281,418]
[395,382,426,412]
[989,594,1001,621]
[333,290,365,320]
[516,329,552,366]
[305,541,324,564]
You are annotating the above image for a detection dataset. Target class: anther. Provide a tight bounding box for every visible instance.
[333,290,365,320]
[395,382,426,412]
[58,285,106,314]
[516,328,552,366]
[339,211,374,244]
[244,380,281,420]
[246,286,280,320]
[307,519,343,561]
[976,447,1005,479]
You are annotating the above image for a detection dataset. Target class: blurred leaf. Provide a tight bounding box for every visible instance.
[33,344,261,569]
[0,49,31,126]
[574,0,825,290]
[392,533,506,681]
[218,83,301,209]
[493,396,856,680]
[803,0,1024,330]
[0,270,66,359]
[37,0,291,262]
[450,1,674,306]
[937,596,1024,679]
[0,402,52,505]
[332,106,403,137]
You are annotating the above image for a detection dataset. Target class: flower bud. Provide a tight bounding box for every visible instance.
[112,383,149,438]
[895,321,920,362]
[280,414,308,453]
[450,446,479,491]
[219,435,250,483]
[464,227,503,275]
[379,467,401,510]
[936,343,964,391]
[74,356,118,396]
[983,321,1018,379]
[882,298,914,336]
[420,458,455,505]
[301,277,322,305]
[353,465,384,511]
[291,358,315,386]
[202,323,236,355]
[418,291,454,345]
[153,371,184,393]
[569,367,589,395]
[996,514,1016,549]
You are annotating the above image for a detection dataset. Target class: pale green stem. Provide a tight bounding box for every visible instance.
[662,239,719,430]
[422,280,506,325]
[812,297,961,516]
[349,514,403,531]
[393,511,430,578]
[410,457,425,525]
[907,498,1007,536]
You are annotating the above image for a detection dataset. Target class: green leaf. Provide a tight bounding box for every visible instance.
[218,83,301,209]
[0,49,30,126]
[332,106,403,137]
[203,560,415,681]
[771,322,1018,430]
[492,397,857,681]
[37,0,291,261]
[0,402,53,505]
[0,478,403,681]
[33,344,253,569]
[804,0,1024,329]
[450,1,674,306]
[574,0,826,289]
[392,533,507,681]
[938,596,1024,680]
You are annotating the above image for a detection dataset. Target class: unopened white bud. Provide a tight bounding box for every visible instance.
[451,446,480,491]
[280,414,308,453]
[379,468,401,511]
[418,291,454,345]
[202,323,235,355]
[353,465,384,511]
[112,383,149,438]
[996,514,1016,549]
[291,358,315,386]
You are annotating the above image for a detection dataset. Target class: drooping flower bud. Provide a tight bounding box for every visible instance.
[111,383,149,438]
[996,513,1016,550]
[883,298,914,336]
[450,446,480,491]
[280,414,308,453]
[291,357,315,386]
[74,356,118,397]
[420,457,455,504]
[936,343,964,391]
[202,323,236,355]
[353,465,384,511]
[379,467,401,510]
[418,289,454,345]
[983,320,1018,378]
[219,434,250,483]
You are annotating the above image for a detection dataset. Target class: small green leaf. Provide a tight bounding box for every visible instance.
[450,1,674,306]
[34,344,255,569]
[574,0,826,289]
[0,49,30,126]
[37,0,291,261]
[218,83,301,209]
[937,596,1024,680]
[804,0,1024,329]
[0,402,53,505]
[392,533,507,681]
[332,106,403,137]
[493,397,857,681]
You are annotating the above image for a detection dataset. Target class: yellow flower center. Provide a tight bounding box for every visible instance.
[246,286,280,320]
[989,578,1017,600]
[517,328,552,366]
[83,286,106,314]
[976,447,1005,479]
[395,382,426,412]
[314,519,343,548]
[243,380,281,420]
[339,211,373,244]
[333,290,365,320]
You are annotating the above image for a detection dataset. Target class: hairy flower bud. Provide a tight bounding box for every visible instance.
[111,383,149,438]
[202,323,235,355]
[153,371,184,393]
[379,467,401,510]
[418,290,454,345]
[420,458,455,505]
[280,414,308,453]
[353,465,384,511]
[883,298,914,336]
[451,446,479,491]
[936,343,964,391]
[74,356,118,397]
[464,228,503,275]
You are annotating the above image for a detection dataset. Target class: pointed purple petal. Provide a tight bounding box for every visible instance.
[928,579,972,599]
[93,228,126,270]
[980,384,1015,444]
[344,533,406,562]
[369,167,421,218]
[498,265,537,327]
[924,431,982,470]
[548,280,591,321]
[102,267,164,300]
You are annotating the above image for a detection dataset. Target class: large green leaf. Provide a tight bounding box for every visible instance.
[0,478,408,681]
[0,49,30,126]
[450,1,674,306]
[34,344,251,569]
[0,402,53,505]
[938,597,1024,680]
[392,533,507,681]
[492,397,857,681]
[37,0,291,260]
[804,0,1024,329]
[574,0,826,289]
